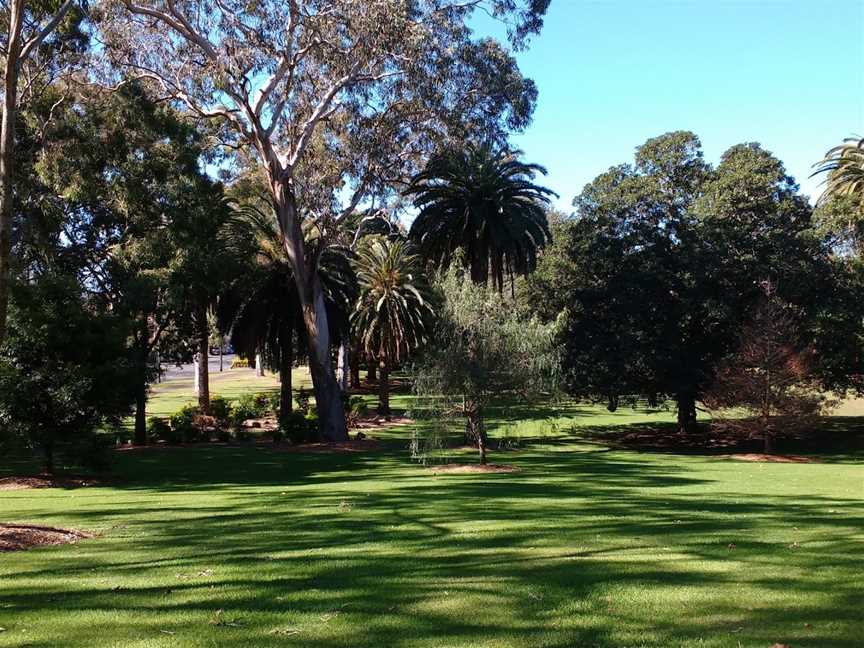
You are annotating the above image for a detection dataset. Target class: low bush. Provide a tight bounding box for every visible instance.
[148,416,180,444]
[232,393,262,427]
[344,394,369,428]
[253,391,279,414]
[279,410,316,444]
[209,395,233,427]
[170,404,201,443]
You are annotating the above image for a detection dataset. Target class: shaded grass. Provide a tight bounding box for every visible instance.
[1,393,863,647]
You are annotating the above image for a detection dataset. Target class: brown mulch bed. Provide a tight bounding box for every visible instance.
[0,475,98,490]
[427,463,520,474]
[0,524,93,552]
[721,453,819,464]
[273,438,381,453]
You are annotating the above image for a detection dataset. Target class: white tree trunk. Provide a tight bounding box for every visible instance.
[337,342,349,392]
[255,352,264,377]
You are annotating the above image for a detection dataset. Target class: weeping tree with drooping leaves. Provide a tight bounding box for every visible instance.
[99,0,550,442]
[406,144,556,293]
[414,263,558,465]
[352,236,434,416]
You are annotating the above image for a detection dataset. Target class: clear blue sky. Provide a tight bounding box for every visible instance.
[482,0,864,210]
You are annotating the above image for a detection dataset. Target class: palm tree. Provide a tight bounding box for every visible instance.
[813,137,864,212]
[405,144,557,293]
[352,237,434,415]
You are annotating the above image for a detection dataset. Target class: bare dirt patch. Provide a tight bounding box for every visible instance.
[273,439,381,453]
[0,475,98,490]
[0,524,93,552]
[427,463,519,474]
[722,453,818,464]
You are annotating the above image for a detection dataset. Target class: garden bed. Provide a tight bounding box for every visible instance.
[0,524,93,552]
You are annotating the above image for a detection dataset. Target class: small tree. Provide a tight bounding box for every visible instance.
[414,266,557,464]
[0,277,136,472]
[703,287,832,454]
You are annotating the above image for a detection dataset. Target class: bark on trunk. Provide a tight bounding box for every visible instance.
[197,321,210,413]
[272,174,348,442]
[378,360,390,416]
[0,0,23,346]
[280,327,293,416]
[219,345,223,372]
[367,360,377,382]
[255,351,264,377]
[466,405,487,465]
[336,341,349,392]
[676,392,697,434]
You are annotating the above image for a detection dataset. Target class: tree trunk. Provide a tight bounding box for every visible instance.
[676,392,697,434]
[197,318,210,413]
[271,175,348,442]
[337,341,349,392]
[134,377,147,445]
[280,326,293,416]
[378,360,390,416]
[466,404,487,465]
[367,360,377,382]
[0,0,23,346]
[219,344,223,372]
[255,351,264,377]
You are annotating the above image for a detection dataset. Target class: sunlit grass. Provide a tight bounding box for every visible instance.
[1,383,862,648]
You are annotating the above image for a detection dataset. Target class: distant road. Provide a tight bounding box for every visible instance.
[159,354,237,382]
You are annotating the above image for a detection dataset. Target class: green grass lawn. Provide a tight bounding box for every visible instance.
[2,374,863,647]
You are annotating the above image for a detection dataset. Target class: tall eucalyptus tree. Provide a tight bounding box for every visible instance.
[99,0,549,441]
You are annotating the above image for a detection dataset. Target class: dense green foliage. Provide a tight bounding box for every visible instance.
[0,277,135,471]
[415,265,557,463]
[407,145,556,291]
[352,237,434,414]
[525,132,864,432]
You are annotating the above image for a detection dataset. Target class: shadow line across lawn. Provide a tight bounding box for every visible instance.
[1,413,863,648]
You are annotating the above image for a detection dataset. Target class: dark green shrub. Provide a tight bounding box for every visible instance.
[271,429,285,443]
[147,416,173,442]
[209,395,233,427]
[232,394,260,427]
[216,429,233,443]
[252,391,279,414]
[170,404,201,443]
[279,410,316,444]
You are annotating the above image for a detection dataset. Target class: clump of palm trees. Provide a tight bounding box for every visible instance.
[220,143,554,437]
